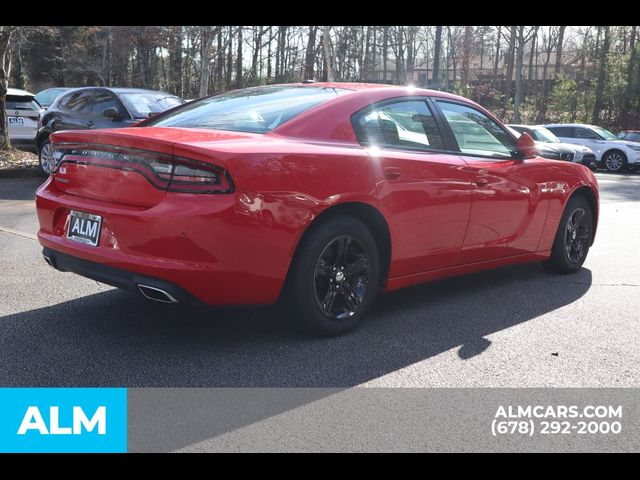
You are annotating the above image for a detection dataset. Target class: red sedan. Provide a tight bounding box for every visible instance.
[36,83,599,335]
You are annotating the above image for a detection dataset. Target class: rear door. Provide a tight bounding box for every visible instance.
[55,89,96,131]
[353,97,473,276]
[433,99,549,264]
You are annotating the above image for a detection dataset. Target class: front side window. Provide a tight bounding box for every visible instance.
[436,101,515,158]
[352,100,445,151]
[145,86,348,133]
[575,128,600,139]
[589,126,617,140]
[118,92,184,119]
[92,91,122,115]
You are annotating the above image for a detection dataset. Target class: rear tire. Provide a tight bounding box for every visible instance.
[603,150,627,172]
[38,137,54,176]
[543,195,593,274]
[286,215,380,336]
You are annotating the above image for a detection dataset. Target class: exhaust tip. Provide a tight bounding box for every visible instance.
[137,284,179,304]
[43,254,54,268]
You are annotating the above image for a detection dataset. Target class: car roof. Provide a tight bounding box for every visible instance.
[544,123,600,128]
[7,87,35,97]
[620,130,640,133]
[56,86,178,96]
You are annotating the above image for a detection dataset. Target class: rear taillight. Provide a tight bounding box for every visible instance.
[52,143,234,194]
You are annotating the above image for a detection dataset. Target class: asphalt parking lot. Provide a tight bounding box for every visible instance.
[1,173,639,388]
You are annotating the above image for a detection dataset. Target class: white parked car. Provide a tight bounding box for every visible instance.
[545,123,640,172]
[6,88,44,151]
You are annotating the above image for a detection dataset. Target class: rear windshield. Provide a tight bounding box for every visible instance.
[144,86,349,133]
[6,95,41,111]
[119,92,185,118]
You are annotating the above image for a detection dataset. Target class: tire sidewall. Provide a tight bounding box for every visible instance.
[38,138,52,176]
[290,216,380,336]
[548,195,593,273]
[604,150,627,172]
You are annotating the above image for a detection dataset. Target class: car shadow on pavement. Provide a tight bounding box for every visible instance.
[0,261,592,451]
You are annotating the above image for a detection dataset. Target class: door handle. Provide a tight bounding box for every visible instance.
[85,121,94,128]
[475,177,489,187]
[383,167,402,180]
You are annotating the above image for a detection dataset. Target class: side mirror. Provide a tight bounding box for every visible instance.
[516,132,537,158]
[103,107,121,120]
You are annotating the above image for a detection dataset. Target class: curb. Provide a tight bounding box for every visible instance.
[0,167,44,179]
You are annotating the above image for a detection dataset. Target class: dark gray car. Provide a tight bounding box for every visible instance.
[36,87,185,174]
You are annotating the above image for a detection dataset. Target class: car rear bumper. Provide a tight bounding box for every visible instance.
[42,247,203,305]
[35,177,292,306]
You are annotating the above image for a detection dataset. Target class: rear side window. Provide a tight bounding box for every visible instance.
[59,90,94,113]
[548,126,575,138]
[145,86,348,133]
[352,100,445,151]
[118,92,184,118]
[6,95,40,110]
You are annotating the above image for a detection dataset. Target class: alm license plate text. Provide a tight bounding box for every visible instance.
[67,210,102,246]
[8,117,24,126]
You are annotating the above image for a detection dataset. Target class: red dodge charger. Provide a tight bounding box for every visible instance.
[36,83,599,335]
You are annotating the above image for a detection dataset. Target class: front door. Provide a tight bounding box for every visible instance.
[434,100,548,264]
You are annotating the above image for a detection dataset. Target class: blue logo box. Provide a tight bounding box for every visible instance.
[0,388,127,453]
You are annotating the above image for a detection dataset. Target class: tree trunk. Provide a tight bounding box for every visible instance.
[493,26,502,90]
[225,26,233,88]
[382,26,388,83]
[304,26,318,80]
[432,25,442,89]
[236,26,243,88]
[622,26,638,127]
[461,26,472,87]
[592,26,610,124]
[513,27,525,122]
[503,26,516,109]
[553,26,566,76]
[0,30,14,150]
[322,26,334,82]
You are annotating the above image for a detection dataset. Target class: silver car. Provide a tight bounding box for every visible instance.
[6,88,44,151]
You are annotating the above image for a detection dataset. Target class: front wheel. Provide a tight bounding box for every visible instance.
[543,195,593,274]
[38,138,54,176]
[286,216,380,336]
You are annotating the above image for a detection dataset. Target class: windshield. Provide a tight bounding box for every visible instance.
[144,86,349,133]
[591,126,617,140]
[119,92,185,118]
[36,89,69,107]
[532,127,560,143]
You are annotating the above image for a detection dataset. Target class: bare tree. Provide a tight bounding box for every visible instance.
[1,26,19,150]
[322,26,334,81]
[513,26,538,122]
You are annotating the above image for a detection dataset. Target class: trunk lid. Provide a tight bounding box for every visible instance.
[50,127,261,207]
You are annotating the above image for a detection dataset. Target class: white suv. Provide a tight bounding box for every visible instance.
[544,123,640,172]
[6,88,44,152]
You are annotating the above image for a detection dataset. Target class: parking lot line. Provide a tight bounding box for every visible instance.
[0,226,37,241]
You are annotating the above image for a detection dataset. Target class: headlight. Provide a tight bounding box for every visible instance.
[628,145,640,152]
